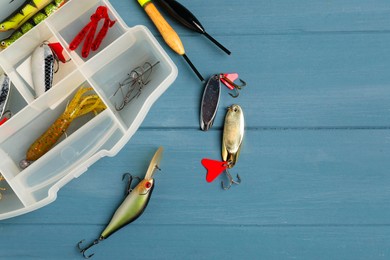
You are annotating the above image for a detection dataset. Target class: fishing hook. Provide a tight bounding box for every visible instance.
[114,61,160,111]
[221,168,241,190]
[228,87,240,98]
[77,238,102,259]
[220,75,247,98]
[122,173,141,196]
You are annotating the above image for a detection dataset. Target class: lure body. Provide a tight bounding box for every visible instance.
[31,43,55,98]
[1,1,65,49]
[101,179,154,239]
[78,147,163,258]
[0,74,11,119]
[222,104,244,168]
[21,87,106,167]
[200,74,220,131]
[0,0,52,31]
[100,147,163,238]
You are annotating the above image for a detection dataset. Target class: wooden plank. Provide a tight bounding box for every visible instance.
[1,224,389,259]
[4,129,390,225]
[138,33,390,128]
[111,0,390,35]
[105,0,390,128]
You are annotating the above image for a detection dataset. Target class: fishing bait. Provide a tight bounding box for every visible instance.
[0,174,5,200]
[77,147,164,258]
[19,86,106,168]
[200,73,246,131]
[0,0,52,31]
[69,6,116,58]
[201,105,245,190]
[31,42,56,98]
[155,0,231,55]
[0,74,11,119]
[0,0,66,49]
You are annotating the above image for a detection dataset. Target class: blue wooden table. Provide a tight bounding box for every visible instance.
[2,0,390,259]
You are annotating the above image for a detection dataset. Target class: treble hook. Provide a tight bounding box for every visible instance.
[114,61,160,111]
[221,168,241,190]
[77,238,102,259]
[220,74,247,98]
[122,173,141,196]
[228,87,240,98]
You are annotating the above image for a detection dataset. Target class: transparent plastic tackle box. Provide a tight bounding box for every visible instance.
[0,0,178,220]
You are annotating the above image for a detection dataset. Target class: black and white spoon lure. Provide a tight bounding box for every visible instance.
[0,73,11,119]
[31,42,56,98]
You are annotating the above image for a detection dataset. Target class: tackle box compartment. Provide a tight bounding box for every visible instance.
[0,0,177,220]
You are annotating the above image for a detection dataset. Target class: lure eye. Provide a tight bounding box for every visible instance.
[145,182,152,189]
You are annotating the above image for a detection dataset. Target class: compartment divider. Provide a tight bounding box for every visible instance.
[28,70,84,112]
[0,149,19,180]
[1,69,34,104]
[27,120,121,194]
[45,20,85,66]
[0,156,36,207]
[12,110,117,189]
[84,77,128,133]
[8,179,36,206]
[44,20,79,68]
[79,32,135,78]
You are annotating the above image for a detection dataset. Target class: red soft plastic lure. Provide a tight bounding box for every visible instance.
[92,13,116,51]
[82,14,100,58]
[69,20,94,51]
[201,158,228,183]
[69,6,116,58]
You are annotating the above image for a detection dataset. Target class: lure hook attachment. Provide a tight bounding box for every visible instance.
[221,168,241,190]
[77,238,101,259]
[220,74,247,98]
[220,161,241,190]
[122,172,141,196]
